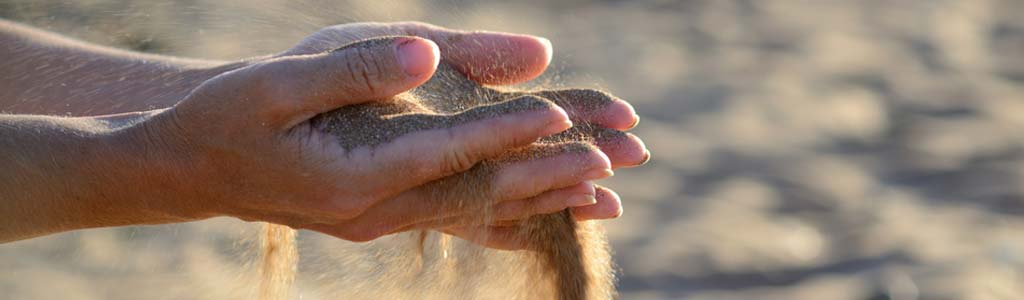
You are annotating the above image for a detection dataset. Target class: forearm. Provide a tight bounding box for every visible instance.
[0,19,249,116]
[0,112,192,242]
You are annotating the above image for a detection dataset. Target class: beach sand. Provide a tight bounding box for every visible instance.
[2,1,1023,299]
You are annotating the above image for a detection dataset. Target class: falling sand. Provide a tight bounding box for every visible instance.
[259,36,636,300]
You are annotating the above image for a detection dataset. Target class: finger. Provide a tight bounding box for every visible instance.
[489,143,612,201]
[237,36,440,128]
[595,131,651,168]
[392,22,552,85]
[308,185,617,247]
[531,89,640,131]
[364,95,573,193]
[491,182,596,222]
[286,22,551,85]
[438,32,551,85]
[334,144,612,236]
[550,127,650,168]
[389,182,597,232]
[571,185,623,220]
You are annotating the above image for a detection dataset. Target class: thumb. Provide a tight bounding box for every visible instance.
[255,36,440,128]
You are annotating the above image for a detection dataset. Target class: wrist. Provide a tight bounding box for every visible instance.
[0,112,206,242]
[86,110,217,225]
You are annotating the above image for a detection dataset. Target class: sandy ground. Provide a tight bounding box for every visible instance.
[2,0,1024,299]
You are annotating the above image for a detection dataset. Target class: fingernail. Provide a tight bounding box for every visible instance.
[566,194,597,207]
[396,38,440,76]
[583,168,614,180]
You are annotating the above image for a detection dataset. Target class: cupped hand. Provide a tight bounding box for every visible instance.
[123,24,646,248]
[281,22,647,222]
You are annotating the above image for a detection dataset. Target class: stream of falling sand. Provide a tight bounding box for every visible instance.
[258,224,297,300]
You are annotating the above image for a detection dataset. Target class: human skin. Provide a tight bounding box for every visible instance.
[0,21,646,245]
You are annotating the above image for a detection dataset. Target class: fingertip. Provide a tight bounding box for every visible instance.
[600,99,640,130]
[597,132,650,169]
[572,186,622,220]
[448,32,553,85]
[499,34,552,84]
[598,186,624,218]
[396,37,440,78]
[537,37,554,67]
[625,132,649,165]
[640,149,652,165]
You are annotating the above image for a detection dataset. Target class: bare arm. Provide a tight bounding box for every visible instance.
[0,39,596,244]
[0,112,185,242]
[0,19,247,116]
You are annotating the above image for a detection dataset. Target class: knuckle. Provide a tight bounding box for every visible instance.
[501,123,536,148]
[194,67,268,105]
[342,47,383,94]
[236,62,297,120]
[442,147,477,175]
[473,115,528,150]
[441,128,478,174]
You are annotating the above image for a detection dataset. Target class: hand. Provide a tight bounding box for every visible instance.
[118,35,603,243]
[114,23,647,248]
[0,21,647,245]
[280,22,647,223]
[278,23,650,244]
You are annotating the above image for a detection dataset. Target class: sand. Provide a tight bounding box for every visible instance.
[2,1,1023,299]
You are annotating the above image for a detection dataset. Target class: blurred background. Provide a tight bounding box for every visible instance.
[2,0,1024,299]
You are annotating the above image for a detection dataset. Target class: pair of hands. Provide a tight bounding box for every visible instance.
[123,22,647,249]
